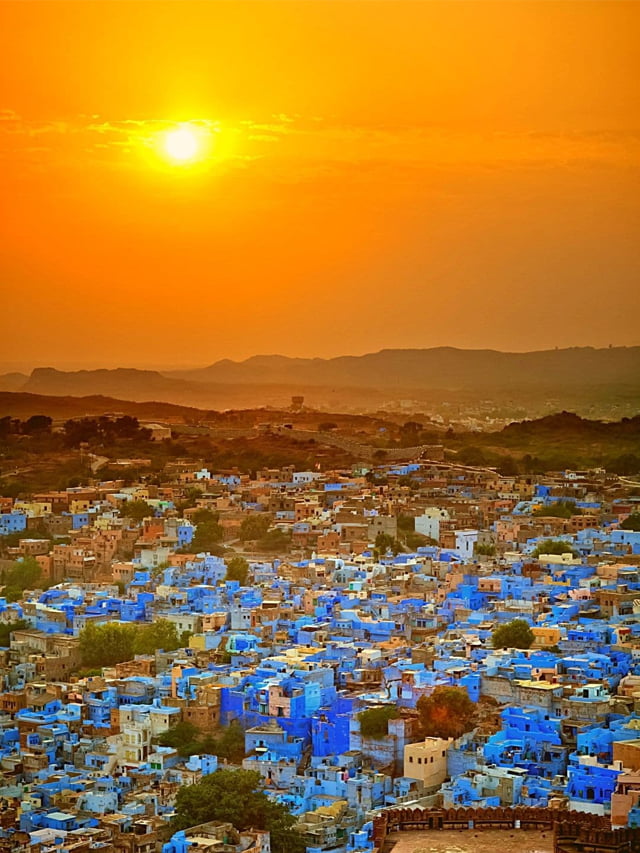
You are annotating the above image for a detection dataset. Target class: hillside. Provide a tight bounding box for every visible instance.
[1,346,639,417]
[0,392,204,421]
[169,346,640,391]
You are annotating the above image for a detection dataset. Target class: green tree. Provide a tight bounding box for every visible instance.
[397,514,415,533]
[172,769,304,853]
[474,542,497,557]
[457,446,487,466]
[258,528,291,552]
[375,532,402,555]
[531,539,578,558]
[225,556,249,585]
[621,514,640,532]
[190,519,225,553]
[23,415,53,435]
[532,500,578,519]
[123,500,155,522]
[0,618,28,647]
[404,531,435,550]
[416,686,476,740]
[158,721,201,756]
[239,514,272,541]
[78,621,139,668]
[358,706,399,739]
[192,507,220,526]
[2,556,45,601]
[215,720,246,763]
[133,620,181,655]
[491,618,534,650]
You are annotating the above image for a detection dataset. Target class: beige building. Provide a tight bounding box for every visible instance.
[403,737,450,792]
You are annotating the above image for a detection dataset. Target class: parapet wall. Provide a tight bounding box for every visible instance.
[371,806,640,853]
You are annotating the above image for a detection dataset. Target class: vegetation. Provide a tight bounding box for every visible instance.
[189,515,225,553]
[358,705,399,739]
[532,500,579,518]
[491,618,534,650]
[258,528,292,552]
[531,539,579,558]
[1,556,48,601]
[191,507,219,526]
[621,514,640,532]
[123,499,155,522]
[239,514,272,541]
[158,720,245,763]
[171,768,305,853]
[416,686,476,740]
[474,542,497,557]
[403,531,434,549]
[374,532,402,555]
[78,619,182,668]
[62,415,151,447]
[224,555,249,585]
[0,618,28,647]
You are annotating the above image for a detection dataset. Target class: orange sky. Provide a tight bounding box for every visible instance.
[1,1,639,369]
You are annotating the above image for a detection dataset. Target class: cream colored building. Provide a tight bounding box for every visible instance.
[403,737,450,792]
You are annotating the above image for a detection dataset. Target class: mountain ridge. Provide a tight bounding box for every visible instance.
[1,347,638,415]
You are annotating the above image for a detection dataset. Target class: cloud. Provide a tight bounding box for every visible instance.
[0,109,637,177]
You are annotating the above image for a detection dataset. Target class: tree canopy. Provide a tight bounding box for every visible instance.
[190,518,224,553]
[258,528,292,552]
[1,556,47,601]
[159,720,245,763]
[416,686,476,740]
[621,514,640,532]
[63,415,151,447]
[239,514,271,541]
[123,499,155,523]
[491,618,534,650]
[79,619,182,668]
[225,555,249,585]
[0,619,28,647]
[171,769,304,853]
[375,532,402,555]
[358,706,399,739]
[531,539,579,558]
[533,500,579,518]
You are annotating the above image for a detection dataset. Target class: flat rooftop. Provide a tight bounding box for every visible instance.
[387,828,553,853]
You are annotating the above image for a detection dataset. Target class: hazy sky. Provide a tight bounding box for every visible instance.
[1,1,639,369]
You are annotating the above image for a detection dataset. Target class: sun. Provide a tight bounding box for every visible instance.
[164,125,199,162]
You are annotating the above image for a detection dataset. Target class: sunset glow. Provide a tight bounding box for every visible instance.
[0,1,638,369]
[164,125,199,163]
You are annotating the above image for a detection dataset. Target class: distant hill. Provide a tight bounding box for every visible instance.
[3,347,638,416]
[0,372,29,392]
[0,392,204,421]
[23,367,193,401]
[168,346,640,391]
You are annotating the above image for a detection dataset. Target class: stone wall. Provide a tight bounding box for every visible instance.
[371,806,640,853]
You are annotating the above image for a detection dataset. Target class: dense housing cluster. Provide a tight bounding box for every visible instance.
[0,455,640,853]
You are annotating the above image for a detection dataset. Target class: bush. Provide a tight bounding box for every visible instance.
[417,687,475,740]
[358,705,399,739]
[531,539,578,558]
[225,555,249,585]
[492,618,534,650]
[172,769,305,853]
